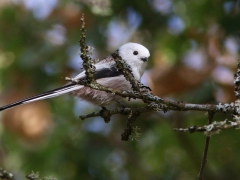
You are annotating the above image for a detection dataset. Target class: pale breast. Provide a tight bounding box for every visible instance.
[71,75,131,106]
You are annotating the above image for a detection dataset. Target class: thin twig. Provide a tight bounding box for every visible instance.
[234,59,240,99]
[121,108,141,141]
[79,106,154,121]
[0,168,14,180]
[79,14,96,83]
[234,59,240,123]
[173,118,240,134]
[112,52,150,93]
[198,111,214,180]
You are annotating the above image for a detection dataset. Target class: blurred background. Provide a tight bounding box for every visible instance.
[0,0,240,179]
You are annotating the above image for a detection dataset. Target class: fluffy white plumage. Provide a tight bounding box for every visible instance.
[0,43,150,111]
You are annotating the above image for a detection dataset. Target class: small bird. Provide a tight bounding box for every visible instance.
[0,43,150,111]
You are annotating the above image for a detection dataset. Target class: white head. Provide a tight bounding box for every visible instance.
[118,43,150,80]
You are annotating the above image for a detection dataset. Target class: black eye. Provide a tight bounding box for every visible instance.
[133,51,138,55]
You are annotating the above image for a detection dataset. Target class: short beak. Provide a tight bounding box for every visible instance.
[140,57,148,62]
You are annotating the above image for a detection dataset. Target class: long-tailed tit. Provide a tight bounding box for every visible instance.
[0,43,150,111]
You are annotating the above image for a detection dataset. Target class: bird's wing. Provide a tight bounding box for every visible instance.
[73,55,117,80]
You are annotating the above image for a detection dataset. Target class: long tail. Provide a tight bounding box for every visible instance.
[0,83,81,111]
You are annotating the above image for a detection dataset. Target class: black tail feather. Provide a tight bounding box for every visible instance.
[0,84,76,111]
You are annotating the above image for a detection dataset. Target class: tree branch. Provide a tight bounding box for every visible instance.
[79,106,153,121]
[198,111,214,180]
[66,15,237,134]
[173,118,240,134]
[79,14,96,84]
[0,168,14,180]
